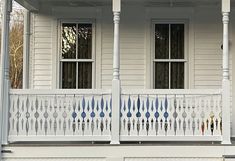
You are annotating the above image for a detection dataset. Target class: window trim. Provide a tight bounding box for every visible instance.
[151,20,189,89]
[58,19,96,89]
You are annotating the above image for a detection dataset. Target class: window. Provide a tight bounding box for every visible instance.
[154,23,186,89]
[60,22,94,89]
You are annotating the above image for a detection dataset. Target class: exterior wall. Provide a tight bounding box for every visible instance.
[194,7,223,89]
[27,5,234,134]
[30,14,53,89]
[102,6,146,89]
[29,5,230,90]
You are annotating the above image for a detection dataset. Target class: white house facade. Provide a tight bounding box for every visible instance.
[1,0,235,161]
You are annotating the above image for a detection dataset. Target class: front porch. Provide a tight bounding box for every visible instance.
[0,0,233,147]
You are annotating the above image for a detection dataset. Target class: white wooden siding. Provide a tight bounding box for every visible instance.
[31,14,52,89]
[194,7,224,89]
[101,6,145,89]
[30,6,231,90]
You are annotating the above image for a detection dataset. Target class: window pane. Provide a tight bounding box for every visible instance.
[155,63,169,89]
[78,62,92,89]
[155,24,169,59]
[171,63,184,89]
[171,24,184,59]
[62,62,76,89]
[77,24,92,59]
[62,23,76,59]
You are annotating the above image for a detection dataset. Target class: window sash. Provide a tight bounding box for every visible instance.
[61,62,93,89]
[60,22,94,89]
[60,59,94,62]
[154,62,185,89]
[154,23,186,89]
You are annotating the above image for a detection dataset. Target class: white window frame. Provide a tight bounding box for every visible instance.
[58,19,96,89]
[151,20,189,89]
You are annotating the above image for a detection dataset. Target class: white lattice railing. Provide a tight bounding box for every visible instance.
[9,89,112,142]
[120,89,222,141]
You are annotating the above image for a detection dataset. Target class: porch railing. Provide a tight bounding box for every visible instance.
[120,89,222,141]
[8,89,112,142]
[8,89,222,142]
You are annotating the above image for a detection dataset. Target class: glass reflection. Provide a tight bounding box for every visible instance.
[62,23,76,59]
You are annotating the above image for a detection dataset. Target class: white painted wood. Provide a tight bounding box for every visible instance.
[111,3,121,144]
[222,0,230,12]
[1,145,232,158]
[95,8,102,89]
[8,136,111,142]
[51,18,58,89]
[122,89,222,95]
[39,8,102,89]
[222,12,230,81]
[9,90,112,142]
[23,10,31,89]
[25,5,231,91]
[222,8,231,144]
[231,6,235,138]
[1,158,223,161]
[57,19,96,88]
[222,79,231,144]
[10,89,111,95]
[21,4,234,142]
[113,0,121,12]
[31,14,52,89]
[120,136,222,141]
[193,7,229,90]
[14,0,39,11]
[146,8,193,89]
[112,11,120,81]
[0,0,12,148]
[126,158,222,161]
[121,89,222,141]
[101,6,145,89]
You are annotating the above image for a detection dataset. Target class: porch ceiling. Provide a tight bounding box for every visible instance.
[16,0,234,12]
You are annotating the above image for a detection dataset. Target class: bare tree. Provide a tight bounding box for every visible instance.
[9,10,23,89]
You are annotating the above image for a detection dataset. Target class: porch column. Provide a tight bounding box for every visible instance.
[0,0,12,145]
[111,0,121,144]
[221,0,231,144]
[23,10,31,89]
[0,0,12,155]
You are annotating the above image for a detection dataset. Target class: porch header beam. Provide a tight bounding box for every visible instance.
[15,0,39,11]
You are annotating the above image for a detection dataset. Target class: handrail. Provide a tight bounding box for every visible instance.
[10,89,111,95]
[122,89,222,95]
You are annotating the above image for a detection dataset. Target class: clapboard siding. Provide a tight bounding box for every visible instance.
[194,8,226,89]
[101,6,145,89]
[30,6,232,90]
[32,14,52,89]
[101,13,113,89]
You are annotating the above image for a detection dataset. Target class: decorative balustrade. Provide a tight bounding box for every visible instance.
[9,89,223,142]
[9,89,112,142]
[120,89,222,141]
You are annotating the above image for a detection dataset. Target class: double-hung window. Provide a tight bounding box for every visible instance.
[154,23,186,89]
[60,22,94,89]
